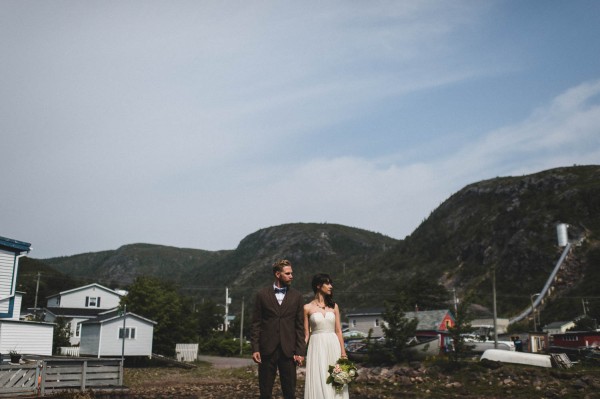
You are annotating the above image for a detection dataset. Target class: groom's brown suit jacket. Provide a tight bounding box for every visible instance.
[251,286,306,358]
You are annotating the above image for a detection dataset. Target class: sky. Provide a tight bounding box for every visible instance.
[2,1,600,259]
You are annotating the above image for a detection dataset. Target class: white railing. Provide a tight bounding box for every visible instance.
[59,346,80,357]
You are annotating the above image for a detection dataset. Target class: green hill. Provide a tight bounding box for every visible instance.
[26,165,600,328]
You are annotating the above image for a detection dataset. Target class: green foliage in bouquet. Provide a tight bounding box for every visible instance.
[326,358,358,393]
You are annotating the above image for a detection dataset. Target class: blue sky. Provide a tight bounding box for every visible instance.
[2,1,600,258]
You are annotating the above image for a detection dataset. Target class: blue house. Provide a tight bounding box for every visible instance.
[0,235,54,357]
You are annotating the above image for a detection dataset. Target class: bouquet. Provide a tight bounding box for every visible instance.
[326,357,358,393]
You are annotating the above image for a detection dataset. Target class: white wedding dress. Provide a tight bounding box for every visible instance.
[304,311,349,399]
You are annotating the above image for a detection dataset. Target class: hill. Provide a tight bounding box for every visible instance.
[25,165,600,326]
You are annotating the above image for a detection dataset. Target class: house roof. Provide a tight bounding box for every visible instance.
[46,283,124,299]
[346,308,385,317]
[543,321,574,329]
[404,310,454,331]
[81,309,156,325]
[347,308,454,331]
[44,307,113,318]
[0,236,31,254]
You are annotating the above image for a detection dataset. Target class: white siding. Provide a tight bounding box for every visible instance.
[56,285,122,309]
[0,298,10,315]
[79,323,101,357]
[0,250,15,299]
[69,317,90,345]
[46,296,60,307]
[0,321,53,356]
[348,315,384,337]
[98,317,154,357]
[11,293,22,320]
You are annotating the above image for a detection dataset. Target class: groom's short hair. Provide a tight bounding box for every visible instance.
[273,259,292,274]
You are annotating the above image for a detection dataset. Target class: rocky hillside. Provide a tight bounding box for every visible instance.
[377,164,600,320]
[22,165,600,325]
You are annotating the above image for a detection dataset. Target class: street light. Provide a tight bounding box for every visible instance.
[530,293,541,331]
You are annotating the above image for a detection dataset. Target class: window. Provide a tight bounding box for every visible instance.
[119,327,136,339]
[85,296,101,308]
[352,320,357,328]
[374,318,380,327]
[75,322,82,337]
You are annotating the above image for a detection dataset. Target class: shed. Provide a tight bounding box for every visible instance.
[79,309,156,357]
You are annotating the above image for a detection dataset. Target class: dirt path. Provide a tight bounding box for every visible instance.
[197,355,256,369]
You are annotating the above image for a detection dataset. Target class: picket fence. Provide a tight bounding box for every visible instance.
[175,343,199,362]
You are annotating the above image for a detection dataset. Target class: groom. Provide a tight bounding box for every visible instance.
[251,259,306,399]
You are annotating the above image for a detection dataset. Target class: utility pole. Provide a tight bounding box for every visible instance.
[492,267,498,349]
[531,293,541,332]
[582,298,589,316]
[33,272,41,313]
[239,296,245,355]
[224,287,231,332]
[452,288,458,316]
[121,304,127,364]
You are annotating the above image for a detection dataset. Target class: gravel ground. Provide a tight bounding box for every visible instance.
[113,357,600,399]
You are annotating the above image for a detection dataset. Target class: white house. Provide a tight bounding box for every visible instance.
[346,308,456,338]
[0,235,54,356]
[543,320,576,335]
[79,309,156,358]
[44,307,110,346]
[346,308,387,337]
[46,283,123,309]
[44,283,124,345]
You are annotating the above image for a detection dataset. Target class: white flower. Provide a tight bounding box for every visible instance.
[334,371,349,385]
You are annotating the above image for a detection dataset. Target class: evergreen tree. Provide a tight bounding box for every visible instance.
[194,299,223,337]
[52,316,71,355]
[121,276,196,356]
[381,294,418,363]
[447,295,474,363]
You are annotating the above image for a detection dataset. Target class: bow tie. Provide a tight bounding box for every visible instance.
[274,287,287,294]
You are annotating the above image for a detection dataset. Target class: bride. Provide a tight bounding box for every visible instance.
[303,273,349,399]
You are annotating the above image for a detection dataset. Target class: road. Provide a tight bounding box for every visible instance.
[197,355,256,369]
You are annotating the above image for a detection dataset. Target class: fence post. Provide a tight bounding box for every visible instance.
[81,360,88,391]
[40,360,47,396]
[119,358,124,386]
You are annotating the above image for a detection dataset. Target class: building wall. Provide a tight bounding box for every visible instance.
[12,293,22,320]
[545,322,575,335]
[347,314,384,337]
[0,250,16,301]
[47,296,60,307]
[99,317,154,357]
[49,285,122,309]
[79,324,102,357]
[69,317,90,346]
[0,320,54,356]
[0,250,17,316]
[80,317,154,357]
[553,332,600,348]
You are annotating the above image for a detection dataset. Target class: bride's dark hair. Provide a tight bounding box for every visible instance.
[311,273,335,309]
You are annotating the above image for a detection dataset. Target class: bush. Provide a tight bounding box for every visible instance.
[199,335,249,357]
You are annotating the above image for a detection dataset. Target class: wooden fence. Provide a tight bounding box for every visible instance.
[0,358,124,397]
[0,362,40,398]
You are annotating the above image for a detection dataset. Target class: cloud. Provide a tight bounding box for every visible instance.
[1,2,599,257]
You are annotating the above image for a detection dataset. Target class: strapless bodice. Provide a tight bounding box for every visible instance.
[309,311,336,334]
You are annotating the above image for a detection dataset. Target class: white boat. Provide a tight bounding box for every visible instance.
[468,340,515,353]
[480,349,552,368]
